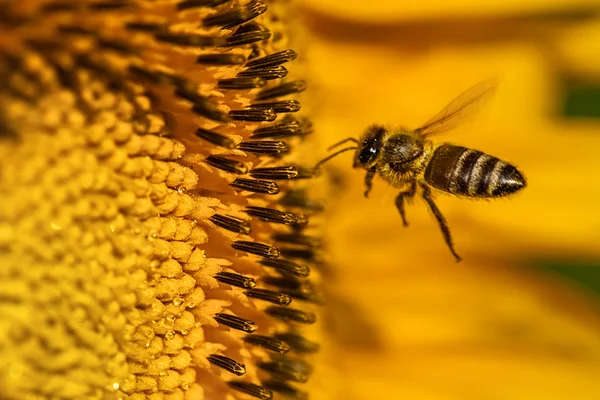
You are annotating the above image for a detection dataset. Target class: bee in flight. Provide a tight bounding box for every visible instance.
[315,82,526,262]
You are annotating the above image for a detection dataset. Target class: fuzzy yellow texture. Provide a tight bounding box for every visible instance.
[0,1,326,399]
[298,0,600,399]
[0,58,210,398]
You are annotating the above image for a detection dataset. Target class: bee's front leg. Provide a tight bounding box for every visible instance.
[394,181,416,227]
[363,167,377,198]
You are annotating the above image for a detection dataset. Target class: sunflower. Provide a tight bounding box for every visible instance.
[1,1,327,399]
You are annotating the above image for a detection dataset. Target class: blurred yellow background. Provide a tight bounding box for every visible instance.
[296,0,600,399]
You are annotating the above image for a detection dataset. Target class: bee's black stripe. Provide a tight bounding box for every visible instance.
[424,145,469,193]
[451,149,482,194]
[474,156,500,196]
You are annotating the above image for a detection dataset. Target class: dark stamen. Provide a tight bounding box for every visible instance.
[154,33,225,47]
[245,288,291,306]
[250,166,299,180]
[250,120,306,139]
[245,49,297,69]
[218,77,266,90]
[227,381,273,400]
[255,80,307,101]
[243,335,291,354]
[223,26,271,47]
[96,38,138,54]
[230,178,280,194]
[177,0,231,10]
[209,214,252,234]
[278,189,324,211]
[205,155,249,174]
[203,1,268,29]
[191,103,231,123]
[258,357,312,383]
[263,277,324,304]
[215,272,256,289]
[214,313,257,333]
[265,307,316,324]
[232,241,280,259]
[237,140,289,155]
[90,1,133,10]
[244,206,306,226]
[273,333,320,353]
[280,247,321,263]
[129,65,170,85]
[262,276,304,291]
[194,128,235,149]
[237,66,288,80]
[228,109,277,122]
[196,53,246,65]
[247,100,301,113]
[259,259,310,278]
[207,354,246,376]
[126,22,163,32]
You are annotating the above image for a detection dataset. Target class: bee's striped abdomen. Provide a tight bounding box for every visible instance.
[424,144,526,197]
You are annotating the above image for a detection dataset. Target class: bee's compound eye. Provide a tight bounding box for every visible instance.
[356,124,385,167]
[358,145,377,165]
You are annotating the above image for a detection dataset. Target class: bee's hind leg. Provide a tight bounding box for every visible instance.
[395,181,417,227]
[363,167,377,198]
[420,184,462,262]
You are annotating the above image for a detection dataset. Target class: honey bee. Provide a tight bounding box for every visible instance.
[316,82,526,261]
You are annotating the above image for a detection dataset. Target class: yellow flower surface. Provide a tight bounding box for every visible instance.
[0,1,327,399]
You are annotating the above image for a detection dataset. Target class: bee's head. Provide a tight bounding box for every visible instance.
[314,125,387,171]
[354,125,386,169]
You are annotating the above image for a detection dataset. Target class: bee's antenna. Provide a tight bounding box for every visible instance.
[327,137,359,151]
[314,147,357,170]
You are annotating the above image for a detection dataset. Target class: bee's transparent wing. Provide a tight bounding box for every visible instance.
[415,81,497,137]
